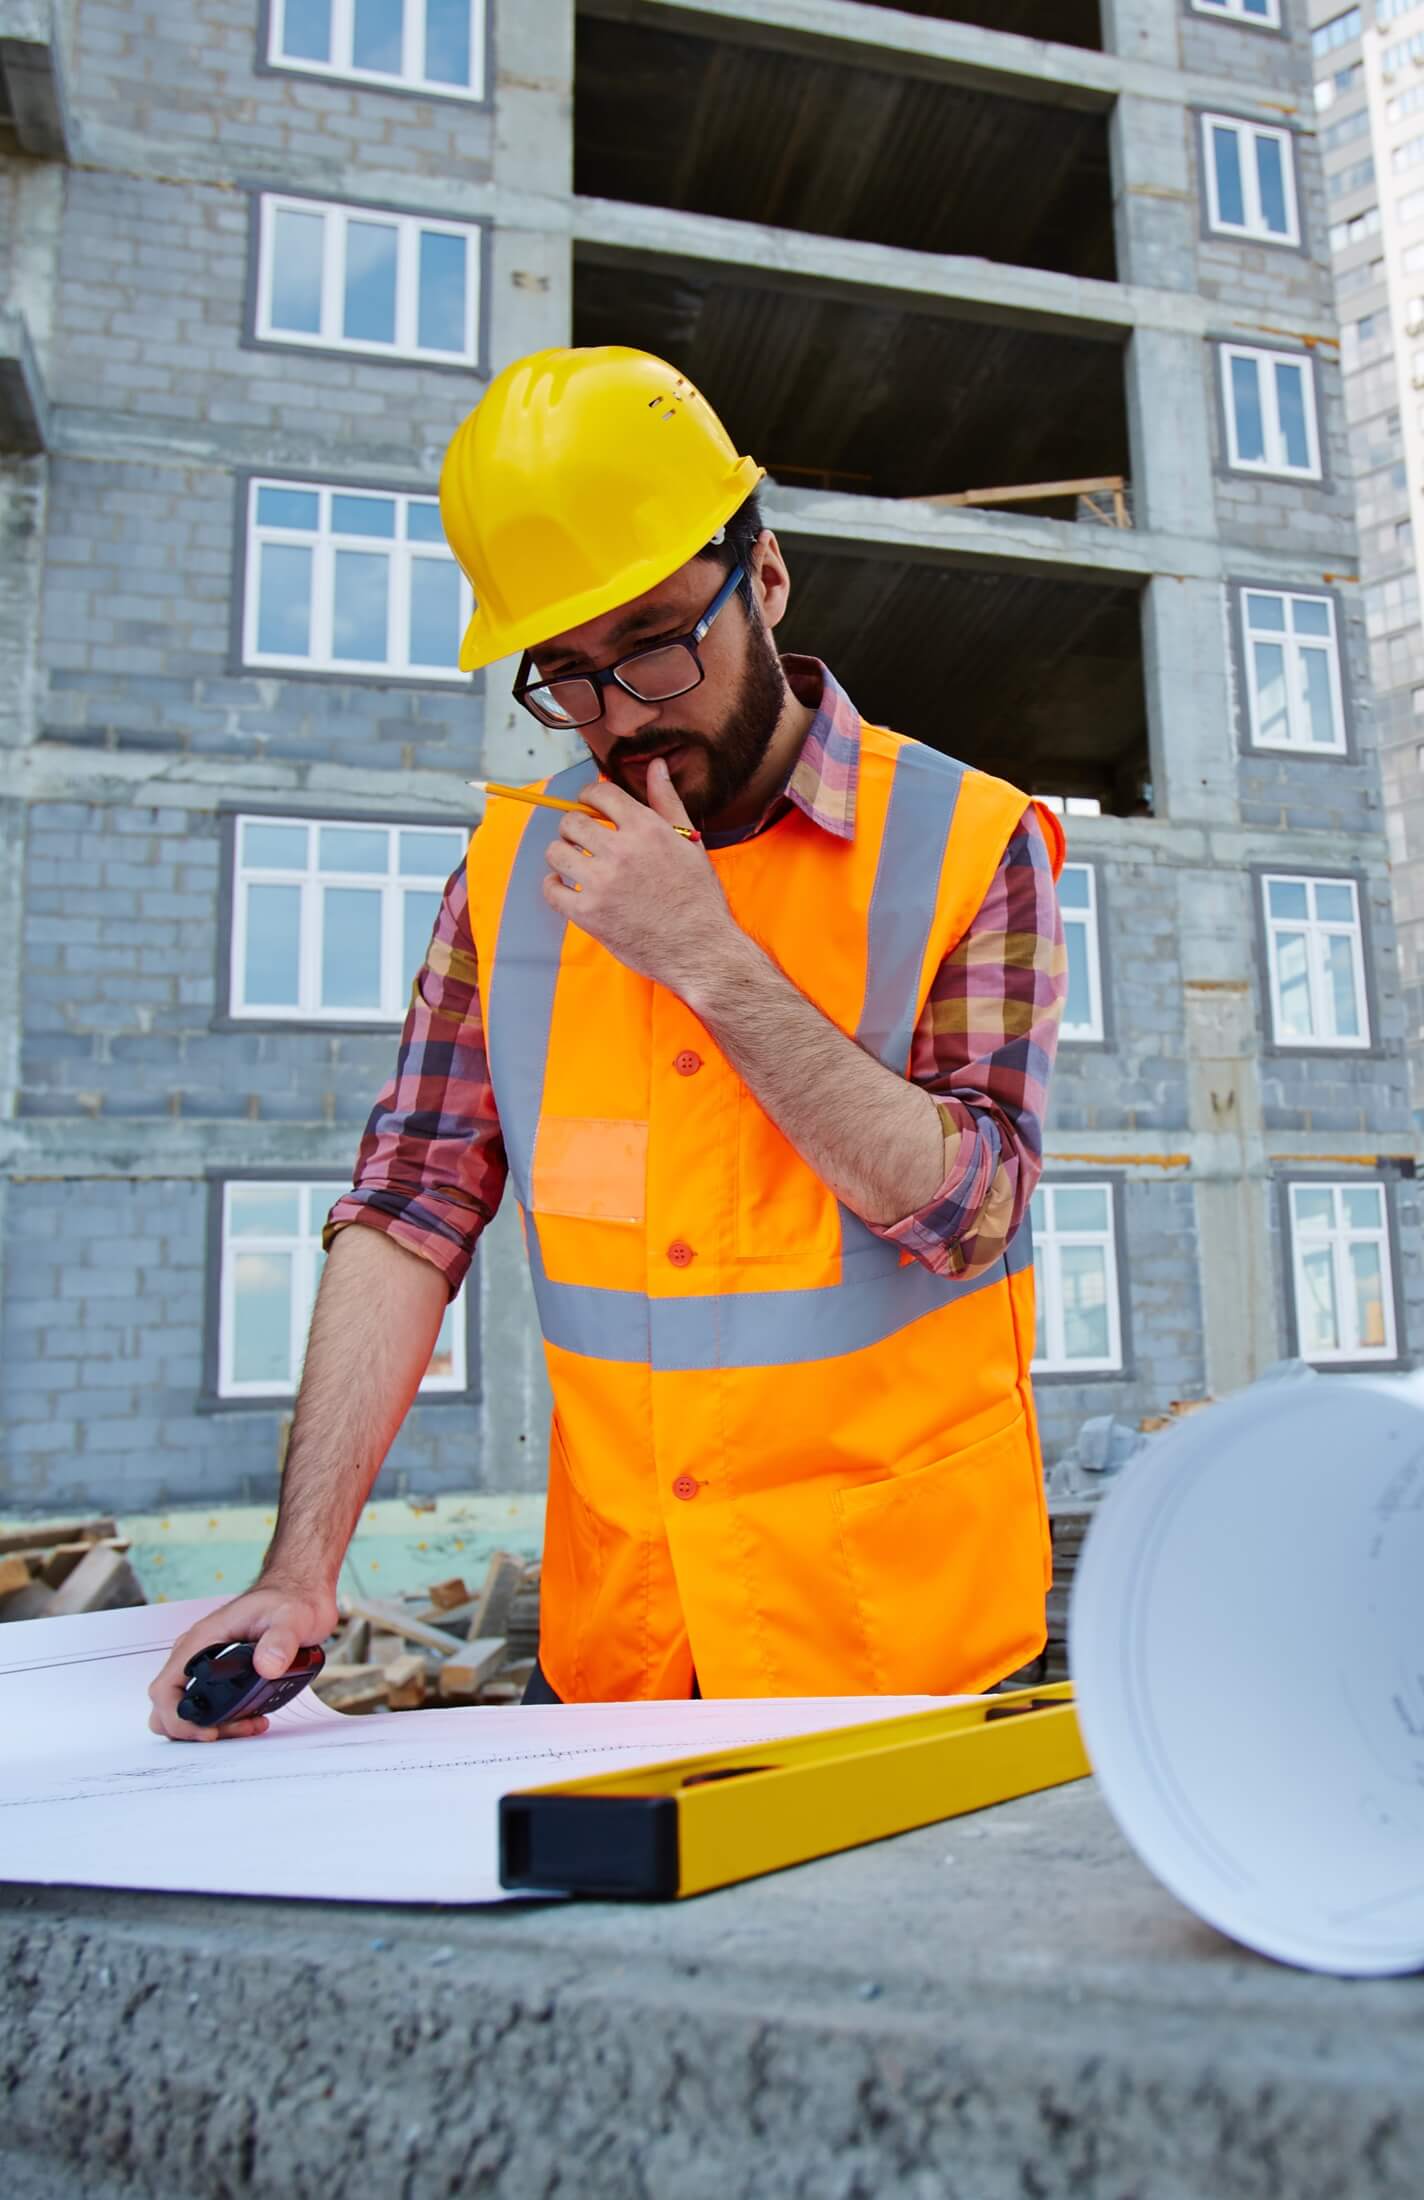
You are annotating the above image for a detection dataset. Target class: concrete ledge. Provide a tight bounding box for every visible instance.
[3,1782,1420,2197]
[0,308,50,455]
[0,0,73,162]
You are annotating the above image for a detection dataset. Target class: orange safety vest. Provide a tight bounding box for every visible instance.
[467,721,1065,1701]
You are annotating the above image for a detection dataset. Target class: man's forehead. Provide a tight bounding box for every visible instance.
[535,560,705,669]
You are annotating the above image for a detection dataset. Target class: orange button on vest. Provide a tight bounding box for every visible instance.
[469,722,1061,1704]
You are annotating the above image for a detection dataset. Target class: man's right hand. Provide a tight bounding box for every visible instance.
[146,1576,339,1742]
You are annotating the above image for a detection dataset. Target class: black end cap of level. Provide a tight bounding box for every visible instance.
[499,1793,681,1900]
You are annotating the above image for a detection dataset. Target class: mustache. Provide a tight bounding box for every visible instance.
[608,734,708,769]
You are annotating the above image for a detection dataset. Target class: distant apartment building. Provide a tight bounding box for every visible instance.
[1310,0,1424,1098]
[2,0,1420,1519]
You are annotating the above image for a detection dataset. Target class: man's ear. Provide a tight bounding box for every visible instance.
[752,530,792,633]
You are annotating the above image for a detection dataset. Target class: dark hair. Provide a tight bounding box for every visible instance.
[697,490,766,596]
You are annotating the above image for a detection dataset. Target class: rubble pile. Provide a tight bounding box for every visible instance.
[313,1551,541,1713]
[0,1517,147,1621]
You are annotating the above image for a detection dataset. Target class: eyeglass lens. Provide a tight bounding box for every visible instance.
[525,642,702,729]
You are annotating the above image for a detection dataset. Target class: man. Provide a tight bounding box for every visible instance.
[149,345,1066,1738]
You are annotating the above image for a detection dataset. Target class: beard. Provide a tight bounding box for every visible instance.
[602,609,787,829]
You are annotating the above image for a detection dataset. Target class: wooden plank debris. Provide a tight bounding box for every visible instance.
[340,1594,466,1659]
[425,1577,470,1611]
[0,1554,32,1600]
[312,1664,390,1715]
[437,1637,507,1701]
[383,1653,426,1710]
[49,1546,146,1618]
[0,1518,119,1557]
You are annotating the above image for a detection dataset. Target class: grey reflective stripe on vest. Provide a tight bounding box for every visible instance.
[485,760,592,1209]
[485,744,1022,1369]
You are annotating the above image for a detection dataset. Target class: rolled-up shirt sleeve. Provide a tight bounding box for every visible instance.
[323,861,506,1297]
[868,803,1067,1281]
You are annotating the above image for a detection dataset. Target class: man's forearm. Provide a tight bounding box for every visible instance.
[262,1225,450,1591]
[682,931,948,1228]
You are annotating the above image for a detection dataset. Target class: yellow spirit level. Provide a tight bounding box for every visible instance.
[499,1684,1089,1900]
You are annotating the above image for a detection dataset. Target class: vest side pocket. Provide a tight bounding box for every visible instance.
[531,1116,648,1224]
[832,1411,1047,1695]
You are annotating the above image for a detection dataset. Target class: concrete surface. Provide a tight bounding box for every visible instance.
[3,1777,1420,2200]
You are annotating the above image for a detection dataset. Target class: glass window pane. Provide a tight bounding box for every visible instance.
[1298,1245,1340,1356]
[409,555,461,667]
[1314,882,1356,924]
[1299,647,1338,746]
[1293,1187,1335,1229]
[1274,930,1313,1036]
[1350,1242,1388,1350]
[343,220,398,346]
[319,824,389,874]
[232,1252,295,1385]
[1275,360,1311,469]
[417,229,467,353]
[331,494,396,538]
[1212,126,1246,227]
[256,486,318,531]
[1064,921,1093,1032]
[1033,1260,1047,1365]
[407,502,445,542]
[424,0,472,86]
[1252,640,1289,744]
[1057,864,1090,911]
[229,1185,302,1235]
[427,1299,458,1381]
[398,828,467,876]
[1245,591,1286,631]
[1324,933,1361,1037]
[1053,1187,1110,1234]
[1343,1185,1385,1231]
[1060,1246,1111,1362]
[280,0,332,62]
[332,550,390,662]
[1255,133,1289,234]
[256,542,313,657]
[353,0,404,73]
[1292,597,1330,636]
[243,882,302,1007]
[242,821,308,869]
[1230,354,1266,462]
[269,209,325,335]
[320,887,383,1009]
[1267,878,1309,920]
[403,886,441,988]
[308,1184,352,1222]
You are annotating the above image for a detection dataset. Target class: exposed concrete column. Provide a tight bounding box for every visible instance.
[1140,572,1238,825]
[1100,0,1181,71]
[473,0,577,1491]
[1109,92,1197,296]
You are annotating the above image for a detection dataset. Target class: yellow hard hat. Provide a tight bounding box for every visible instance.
[440,346,766,673]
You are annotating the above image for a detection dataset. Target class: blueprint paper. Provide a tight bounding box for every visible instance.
[0,1598,942,1904]
[1071,1373,1424,1977]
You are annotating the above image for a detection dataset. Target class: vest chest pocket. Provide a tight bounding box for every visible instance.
[531,1117,648,1224]
[735,1087,841,1264]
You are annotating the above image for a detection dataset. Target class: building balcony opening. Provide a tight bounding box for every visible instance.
[857,0,1101,46]
[573,249,1129,509]
[774,546,1151,817]
[575,14,1114,278]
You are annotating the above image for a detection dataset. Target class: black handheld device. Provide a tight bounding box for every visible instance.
[176,1639,326,1727]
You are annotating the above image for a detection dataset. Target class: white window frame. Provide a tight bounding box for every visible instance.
[1287,1181,1397,1364]
[1031,1182,1124,1377]
[1191,0,1281,27]
[267,0,487,103]
[229,813,466,1024]
[242,478,472,681]
[1261,873,1371,1049]
[1219,344,1323,479]
[255,194,481,366]
[1058,863,1104,1043]
[1239,588,1347,755]
[217,1180,467,1398]
[1201,114,1300,245]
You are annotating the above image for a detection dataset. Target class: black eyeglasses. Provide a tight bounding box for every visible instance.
[513,564,746,731]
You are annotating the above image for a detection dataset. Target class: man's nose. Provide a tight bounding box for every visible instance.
[599,683,663,745]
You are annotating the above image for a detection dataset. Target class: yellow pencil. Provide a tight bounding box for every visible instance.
[465,779,701,840]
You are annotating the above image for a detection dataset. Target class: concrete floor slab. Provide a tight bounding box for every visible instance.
[3,1778,1420,2198]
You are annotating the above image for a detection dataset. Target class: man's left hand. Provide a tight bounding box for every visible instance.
[541,760,740,993]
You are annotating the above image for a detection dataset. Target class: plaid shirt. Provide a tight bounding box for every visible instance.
[326,658,1067,1289]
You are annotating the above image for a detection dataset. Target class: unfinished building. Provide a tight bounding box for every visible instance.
[1,0,1419,1516]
